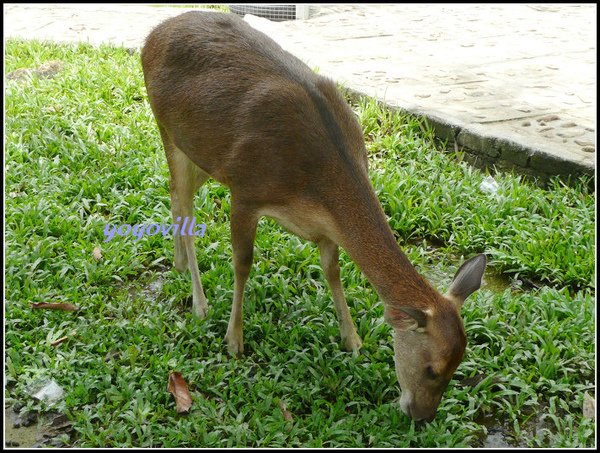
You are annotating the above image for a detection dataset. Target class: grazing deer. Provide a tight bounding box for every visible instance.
[141,11,486,422]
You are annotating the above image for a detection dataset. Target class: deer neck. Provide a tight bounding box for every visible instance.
[327,184,439,309]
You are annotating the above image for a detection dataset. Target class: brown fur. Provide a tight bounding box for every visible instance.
[141,11,486,422]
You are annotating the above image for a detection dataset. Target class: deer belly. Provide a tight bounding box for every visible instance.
[259,204,336,243]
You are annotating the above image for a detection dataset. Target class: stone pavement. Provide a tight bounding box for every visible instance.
[5,3,596,182]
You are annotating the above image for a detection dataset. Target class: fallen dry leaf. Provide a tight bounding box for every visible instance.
[583,392,595,419]
[278,399,293,424]
[50,331,77,347]
[30,302,80,312]
[168,372,192,414]
[51,336,69,347]
[92,247,102,261]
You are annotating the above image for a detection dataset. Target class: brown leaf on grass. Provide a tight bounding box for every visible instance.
[168,372,192,414]
[278,400,293,424]
[30,302,80,312]
[51,336,69,347]
[50,331,77,347]
[92,247,102,261]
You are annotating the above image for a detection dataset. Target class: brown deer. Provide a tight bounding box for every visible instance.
[141,11,487,422]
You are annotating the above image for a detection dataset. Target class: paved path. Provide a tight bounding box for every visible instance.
[5,4,596,182]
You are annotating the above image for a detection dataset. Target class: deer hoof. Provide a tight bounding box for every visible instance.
[192,302,208,319]
[342,333,362,353]
[225,332,244,357]
[174,259,188,272]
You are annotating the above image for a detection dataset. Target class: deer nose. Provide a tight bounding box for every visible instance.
[401,399,437,422]
[400,391,438,422]
[414,412,436,423]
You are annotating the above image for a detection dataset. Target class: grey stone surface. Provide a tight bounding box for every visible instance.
[5,3,596,181]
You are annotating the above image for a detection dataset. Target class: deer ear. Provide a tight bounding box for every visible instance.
[446,254,487,308]
[384,306,428,331]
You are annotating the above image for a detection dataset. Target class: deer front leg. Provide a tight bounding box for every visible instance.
[318,239,362,352]
[224,203,258,357]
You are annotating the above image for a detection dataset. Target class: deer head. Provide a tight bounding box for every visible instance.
[384,254,487,421]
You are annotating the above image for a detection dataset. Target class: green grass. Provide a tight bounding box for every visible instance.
[4,39,596,448]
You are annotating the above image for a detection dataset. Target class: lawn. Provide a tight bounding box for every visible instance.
[4,39,596,448]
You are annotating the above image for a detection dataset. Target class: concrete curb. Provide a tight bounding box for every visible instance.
[343,85,594,187]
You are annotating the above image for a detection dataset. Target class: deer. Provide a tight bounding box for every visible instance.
[141,11,487,422]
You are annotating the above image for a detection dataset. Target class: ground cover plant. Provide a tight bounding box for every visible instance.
[4,39,596,448]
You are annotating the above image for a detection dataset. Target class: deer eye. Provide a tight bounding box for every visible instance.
[426,365,438,380]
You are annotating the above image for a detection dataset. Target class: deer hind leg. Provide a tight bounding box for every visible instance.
[224,201,258,357]
[318,239,362,352]
[161,127,210,318]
